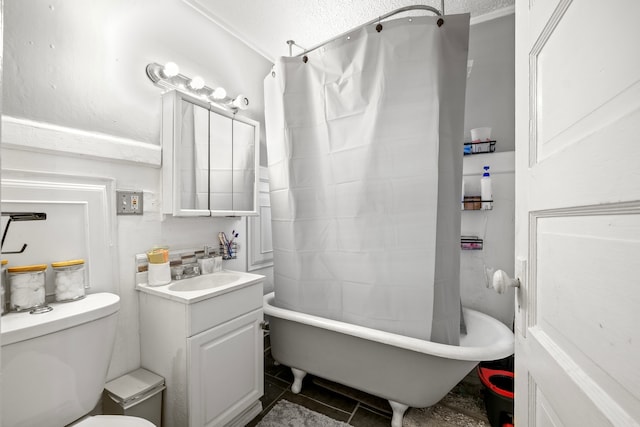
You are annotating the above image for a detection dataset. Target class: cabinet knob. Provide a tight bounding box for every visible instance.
[492,270,520,294]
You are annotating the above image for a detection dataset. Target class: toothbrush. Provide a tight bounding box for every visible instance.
[227,231,239,258]
[218,232,228,249]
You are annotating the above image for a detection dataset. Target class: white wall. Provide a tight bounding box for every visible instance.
[2,0,273,381]
[461,152,515,327]
[461,12,516,327]
[465,13,515,152]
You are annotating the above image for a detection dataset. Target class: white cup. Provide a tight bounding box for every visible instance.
[470,127,492,142]
[148,262,171,286]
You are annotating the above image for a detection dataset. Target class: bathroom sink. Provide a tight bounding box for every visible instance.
[168,272,241,292]
[136,269,264,304]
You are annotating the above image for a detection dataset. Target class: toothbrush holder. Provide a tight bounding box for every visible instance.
[220,242,237,260]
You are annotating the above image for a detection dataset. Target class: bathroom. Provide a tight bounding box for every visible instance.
[1,1,638,426]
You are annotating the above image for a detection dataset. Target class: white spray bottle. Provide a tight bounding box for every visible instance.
[481,165,492,210]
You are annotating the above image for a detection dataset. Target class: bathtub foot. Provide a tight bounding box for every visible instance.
[388,400,409,427]
[290,367,307,394]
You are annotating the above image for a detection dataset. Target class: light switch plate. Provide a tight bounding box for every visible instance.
[117,190,144,215]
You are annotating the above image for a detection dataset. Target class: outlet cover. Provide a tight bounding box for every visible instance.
[117,190,144,215]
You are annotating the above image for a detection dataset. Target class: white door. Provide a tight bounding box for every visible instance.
[514,0,640,425]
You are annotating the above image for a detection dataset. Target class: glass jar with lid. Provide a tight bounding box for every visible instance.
[51,259,86,302]
[8,264,47,311]
[1,259,8,315]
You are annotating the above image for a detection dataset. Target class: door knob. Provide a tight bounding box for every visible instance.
[492,270,520,294]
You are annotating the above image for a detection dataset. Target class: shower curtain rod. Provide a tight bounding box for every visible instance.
[291,3,444,57]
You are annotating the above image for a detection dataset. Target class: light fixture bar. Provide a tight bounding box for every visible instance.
[145,62,248,111]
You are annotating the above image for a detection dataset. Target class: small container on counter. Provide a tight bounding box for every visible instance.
[8,264,47,311]
[1,259,8,315]
[51,259,87,302]
[147,246,171,286]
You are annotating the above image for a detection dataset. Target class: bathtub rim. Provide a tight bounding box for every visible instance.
[264,292,514,362]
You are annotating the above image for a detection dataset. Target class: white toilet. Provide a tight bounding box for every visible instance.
[1,293,154,426]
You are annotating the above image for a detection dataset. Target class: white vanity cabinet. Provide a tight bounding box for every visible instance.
[137,272,264,427]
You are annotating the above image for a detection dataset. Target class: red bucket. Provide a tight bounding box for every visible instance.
[477,365,514,427]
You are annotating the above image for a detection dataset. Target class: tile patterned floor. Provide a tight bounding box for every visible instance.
[247,334,495,427]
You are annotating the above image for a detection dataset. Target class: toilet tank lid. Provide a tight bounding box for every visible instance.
[1,292,120,346]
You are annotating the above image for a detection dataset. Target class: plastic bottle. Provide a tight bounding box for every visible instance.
[481,165,492,210]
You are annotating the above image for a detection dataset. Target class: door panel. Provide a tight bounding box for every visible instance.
[188,309,263,427]
[534,1,640,161]
[515,0,640,425]
[536,213,640,398]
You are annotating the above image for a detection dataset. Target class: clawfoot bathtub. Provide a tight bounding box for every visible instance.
[263,292,514,427]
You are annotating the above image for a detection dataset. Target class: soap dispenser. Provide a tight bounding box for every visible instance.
[197,245,216,275]
[481,165,492,210]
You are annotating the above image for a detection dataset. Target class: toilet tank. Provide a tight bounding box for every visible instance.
[1,293,120,427]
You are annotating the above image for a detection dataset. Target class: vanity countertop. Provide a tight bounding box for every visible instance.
[136,269,265,304]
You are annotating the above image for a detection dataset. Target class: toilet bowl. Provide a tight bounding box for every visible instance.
[73,415,155,426]
[1,293,154,426]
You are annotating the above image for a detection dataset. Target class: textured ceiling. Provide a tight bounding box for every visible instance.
[183,0,514,61]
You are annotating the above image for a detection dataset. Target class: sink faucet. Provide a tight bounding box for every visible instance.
[204,244,217,257]
[179,263,200,279]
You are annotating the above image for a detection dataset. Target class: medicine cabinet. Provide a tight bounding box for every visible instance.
[162,90,259,216]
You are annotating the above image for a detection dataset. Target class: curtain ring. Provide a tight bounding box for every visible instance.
[303,55,308,63]
[376,23,383,32]
[437,18,444,27]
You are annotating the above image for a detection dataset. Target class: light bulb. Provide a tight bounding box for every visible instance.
[232,95,249,110]
[162,62,179,78]
[189,76,205,90]
[212,87,227,100]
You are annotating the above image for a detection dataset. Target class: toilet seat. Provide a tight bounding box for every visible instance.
[74,415,155,426]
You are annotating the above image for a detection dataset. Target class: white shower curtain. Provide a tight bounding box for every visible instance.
[264,14,469,344]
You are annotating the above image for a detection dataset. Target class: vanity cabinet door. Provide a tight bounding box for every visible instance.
[187,309,263,427]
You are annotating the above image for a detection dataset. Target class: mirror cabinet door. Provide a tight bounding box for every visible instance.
[179,100,210,212]
[209,110,233,211]
[232,119,256,212]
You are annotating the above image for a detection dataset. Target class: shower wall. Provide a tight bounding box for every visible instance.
[461,11,515,326]
[461,152,515,327]
[465,13,515,152]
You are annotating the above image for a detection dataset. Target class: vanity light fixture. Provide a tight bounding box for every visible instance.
[232,95,249,110]
[188,75,205,90]
[162,61,180,78]
[145,62,249,111]
[211,87,227,100]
